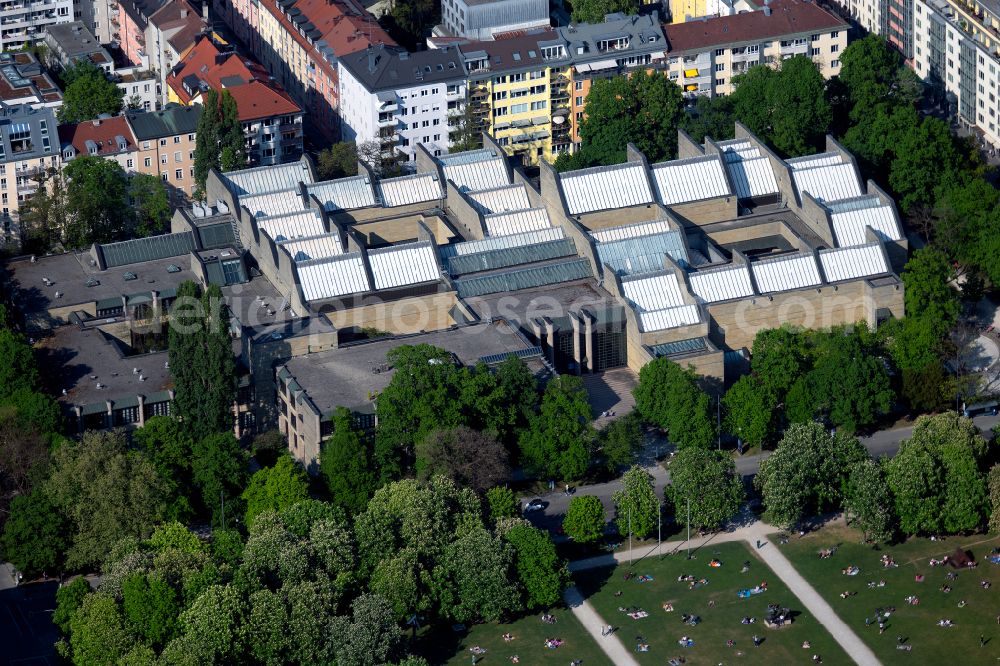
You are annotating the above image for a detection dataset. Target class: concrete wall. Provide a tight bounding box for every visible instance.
[797,193,836,247]
[705,277,905,351]
[578,203,663,230]
[446,185,487,240]
[350,213,458,247]
[669,195,739,228]
[677,129,705,160]
[735,122,793,207]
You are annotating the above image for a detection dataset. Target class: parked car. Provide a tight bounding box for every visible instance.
[523,499,545,513]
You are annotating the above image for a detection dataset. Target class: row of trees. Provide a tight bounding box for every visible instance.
[19,157,170,252]
[756,415,1000,540]
[562,450,745,543]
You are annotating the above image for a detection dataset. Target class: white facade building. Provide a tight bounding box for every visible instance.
[439,0,549,40]
[1,0,74,51]
[338,46,468,164]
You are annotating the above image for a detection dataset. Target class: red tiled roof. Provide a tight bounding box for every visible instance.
[57,116,137,157]
[664,0,847,53]
[259,0,396,79]
[166,36,301,121]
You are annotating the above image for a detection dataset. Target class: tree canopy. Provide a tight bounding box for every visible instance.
[321,408,377,515]
[571,0,636,23]
[242,454,310,525]
[668,448,744,531]
[62,156,130,248]
[562,495,606,544]
[193,89,247,199]
[57,61,125,123]
[316,141,359,180]
[556,70,683,169]
[612,465,659,539]
[634,358,715,449]
[518,375,594,480]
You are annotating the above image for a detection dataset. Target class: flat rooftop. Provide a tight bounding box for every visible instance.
[8,252,198,323]
[282,320,538,415]
[221,273,299,330]
[36,325,171,409]
[464,278,621,330]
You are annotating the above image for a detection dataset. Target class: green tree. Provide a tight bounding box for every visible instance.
[668,448,744,531]
[17,167,68,253]
[2,387,62,436]
[415,426,510,492]
[887,412,989,534]
[53,576,92,633]
[317,141,359,180]
[193,90,246,198]
[168,281,237,439]
[57,61,125,122]
[755,422,868,528]
[518,375,594,480]
[130,173,171,237]
[251,430,286,468]
[807,329,893,432]
[731,56,832,156]
[565,70,684,167]
[62,156,130,247]
[571,0,636,23]
[680,95,735,144]
[562,495,606,543]
[887,108,969,214]
[0,329,39,401]
[750,327,807,404]
[122,572,181,648]
[1,489,67,577]
[374,345,465,482]
[845,459,896,543]
[485,486,519,521]
[242,454,310,525]
[900,362,951,413]
[432,526,520,623]
[988,463,1000,533]
[903,248,959,326]
[45,430,168,569]
[321,407,377,514]
[634,358,715,449]
[67,593,133,666]
[191,432,248,524]
[462,355,538,447]
[503,524,567,609]
[612,465,659,539]
[171,584,247,663]
[837,34,921,121]
[722,375,772,448]
[134,416,195,520]
[333,593,403,666]
[599,412,644,471]
[382,0,437,50]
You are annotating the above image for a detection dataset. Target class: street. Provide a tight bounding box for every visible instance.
[523,411,1000,533]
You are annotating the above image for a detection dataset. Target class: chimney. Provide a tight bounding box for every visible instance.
[763,5,771,14]
[181,8,188,18]
[202,1,208,21]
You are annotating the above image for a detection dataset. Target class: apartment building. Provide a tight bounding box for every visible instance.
[668,0,756,24]
[44,22,159,111]
[116,0,163,67]
[166,36,304,165]
[439,0,549,40]
[0,103,60,245]
[561,14,669,150]
[339,46,467,164]
[0,0,73,51]
[0,52,63,111]
[662,0,847,97]
[913,0,1000,146]
[58,115,138,172]
[146,0,206,106]
[212,0,395,141]
[125,104,200,204]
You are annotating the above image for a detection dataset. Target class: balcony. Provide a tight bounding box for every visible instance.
[377,115,396,127]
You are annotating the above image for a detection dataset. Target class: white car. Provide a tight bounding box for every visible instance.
[523,499,545,513]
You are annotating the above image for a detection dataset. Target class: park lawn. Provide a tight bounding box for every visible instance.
[574,541,850,665]
[416,604,608,666]
[780,524,1000,665]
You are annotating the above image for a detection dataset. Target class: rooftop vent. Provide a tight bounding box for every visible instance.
[123,271,138,281]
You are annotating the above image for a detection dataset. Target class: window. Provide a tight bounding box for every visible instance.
[175,169,183,180]
[433,133,440,141]
[161,174,168,181]
[530,100,547,110]
[173,136,181,143]
[715,63,724,72]
[575,95,583,105]
[495,107,508,116]
[159,139,167,146]
[831,59,840,68]
[188,134,195,141]
[189,151,195,159]
[530,70,545,79]
[716,78,726,86]
[160,155,167,164]
[127,159,134,168]
[810,48,820,56]
[811,34,820,41]
[144,157,151,167]
[174,151,181,163]
[143,141,151,149]
[575,80,583,90]
[510,102,528,114]
[831,44,839,53]
[831,31,839,38]
[510,72,525,83]
[715,48,725,56]
[432,119,440,125]
[493,91,507,101]
[529,84,546,94]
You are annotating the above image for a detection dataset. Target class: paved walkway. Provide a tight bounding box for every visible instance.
[565,519,883,666]
[562,585,640,666]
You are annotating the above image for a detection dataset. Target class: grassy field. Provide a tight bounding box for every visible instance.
[781,523,1000,665]
[415,604,607,666]
[574,541,851,665]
